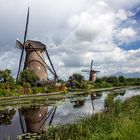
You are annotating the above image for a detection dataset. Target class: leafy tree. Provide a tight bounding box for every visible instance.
[0,69,14,83]
[0,69,16,90]
[18,69,39,87]
[101,76,119,86]
[119,76,125,83]
[72,73,84,83]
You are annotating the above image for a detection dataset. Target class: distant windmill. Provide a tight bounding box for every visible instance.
[82,60,100,82]
[16,7,58,82]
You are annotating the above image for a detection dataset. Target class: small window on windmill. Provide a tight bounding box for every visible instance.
[38,66,41,70]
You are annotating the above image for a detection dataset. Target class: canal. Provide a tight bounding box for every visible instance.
[0,87,140,140]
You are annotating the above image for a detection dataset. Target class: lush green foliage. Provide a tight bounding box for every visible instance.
[32,86,45,94]
[0,69,14,83]
[18,69,39,87]
[0,69,61,96]
[0,69,140,96]
[95,76,140,88]
[72,73,84,83]
[41,95,140,140]
[0,69,18,96]
[67,74,140,90]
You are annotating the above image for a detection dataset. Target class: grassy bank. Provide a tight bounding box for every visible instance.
[38,95,140,140]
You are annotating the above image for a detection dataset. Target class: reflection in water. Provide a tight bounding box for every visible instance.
[20,107,48,133]
[19,106,57,133]
[0,88,139,139]
[72,100,85,108]
[90,92,102,114]
[0,109,16,125]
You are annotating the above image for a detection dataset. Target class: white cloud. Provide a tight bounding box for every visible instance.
[116,27,137,43]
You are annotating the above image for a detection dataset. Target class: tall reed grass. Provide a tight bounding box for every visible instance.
[43,95,140,140]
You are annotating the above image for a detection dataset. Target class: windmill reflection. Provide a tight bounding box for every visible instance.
[90,92,102,113]
[19,106,57,133]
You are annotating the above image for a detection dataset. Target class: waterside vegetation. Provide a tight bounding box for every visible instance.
[67,73,140,90]
[18,94,140,140]
[0,69,66,97]
[0,69,140,98]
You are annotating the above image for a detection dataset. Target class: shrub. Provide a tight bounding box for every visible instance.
[18,69,39,87]
[32,87,45,94]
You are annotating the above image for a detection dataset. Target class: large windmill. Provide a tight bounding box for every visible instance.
[16,7,58,82]
[82,60,100,82]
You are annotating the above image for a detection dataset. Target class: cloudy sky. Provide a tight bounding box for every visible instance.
[0,0,140,80]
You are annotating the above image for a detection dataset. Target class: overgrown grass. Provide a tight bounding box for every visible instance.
[40,95,140,140]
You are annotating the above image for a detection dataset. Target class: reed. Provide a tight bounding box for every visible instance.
[42,95,140,140]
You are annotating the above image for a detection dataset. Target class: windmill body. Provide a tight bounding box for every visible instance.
[24,40,48,81]
[82,60,100,82]
[89,70,97,82]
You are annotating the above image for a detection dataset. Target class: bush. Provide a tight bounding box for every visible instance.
[22,82,31,88]
[72,73,84,83]
[32,87,45,94]
[18,69,39,87]
[0,89,18,97]
[45,84,57,93]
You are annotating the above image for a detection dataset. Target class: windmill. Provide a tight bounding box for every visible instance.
[16,7,58,82]
[82,60,100,82]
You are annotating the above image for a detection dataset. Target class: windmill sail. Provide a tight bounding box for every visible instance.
[45,49,58,80]
[16,7,30,80]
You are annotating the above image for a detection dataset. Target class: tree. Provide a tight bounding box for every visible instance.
[119,76,125,83]
[104,76,119,85]
[0,69,14,83]
[18,69,39,87]
[0,69,16,90]
[72,73,84,83]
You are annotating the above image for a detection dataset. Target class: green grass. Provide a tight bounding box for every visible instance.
[40,95,140,140]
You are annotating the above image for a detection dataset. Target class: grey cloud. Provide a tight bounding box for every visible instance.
[75,28,98,42]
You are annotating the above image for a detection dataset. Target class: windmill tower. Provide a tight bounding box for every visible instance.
[82,60,100,82]
[16,7,58,82]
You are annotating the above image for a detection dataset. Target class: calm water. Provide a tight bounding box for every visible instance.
[0,87,140,140]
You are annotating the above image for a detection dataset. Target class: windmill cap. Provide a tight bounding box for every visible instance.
[24,40,46,50]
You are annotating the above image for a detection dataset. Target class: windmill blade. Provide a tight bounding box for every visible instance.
[18,109,26,133]
[94,70,100,73]
[16,49,25,80]
[16,39,24,49]
[45,49,58,80]
[16,7,30,80]
[23,6,30,43]
[81,70,90,72]
[90,60,93,71]
[49,106,57,126]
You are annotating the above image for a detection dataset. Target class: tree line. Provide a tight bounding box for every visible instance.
[0,69,140,96]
